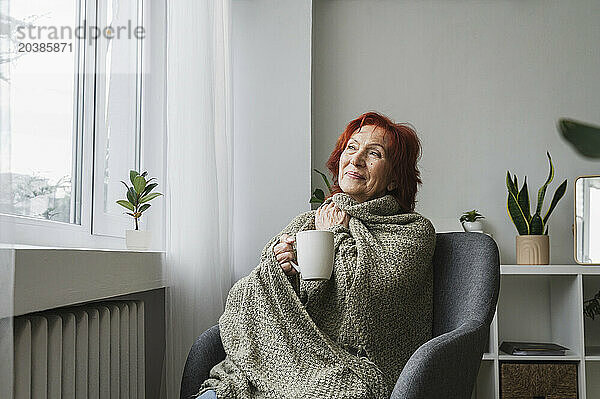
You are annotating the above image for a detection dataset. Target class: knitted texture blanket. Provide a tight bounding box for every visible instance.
[198,193,436,399]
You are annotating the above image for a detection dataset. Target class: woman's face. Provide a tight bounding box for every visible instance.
[338,125,397,203]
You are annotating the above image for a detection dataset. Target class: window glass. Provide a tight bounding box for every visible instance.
[96,0,141,216]
[2,0,80,223]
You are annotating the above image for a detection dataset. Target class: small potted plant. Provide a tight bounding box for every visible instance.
[506,152,567,265]
[309,169,333,206]
[117,170,163,250]
[584,289,600,320]
[460,210,485,232]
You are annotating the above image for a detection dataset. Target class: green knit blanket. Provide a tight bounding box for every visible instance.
[198,193,436,399]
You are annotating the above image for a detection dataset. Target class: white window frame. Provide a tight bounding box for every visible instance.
[91,0,144,238]
[2,0,164,250]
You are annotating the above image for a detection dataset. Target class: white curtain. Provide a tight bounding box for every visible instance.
[163,0,233,398]
[0,0,15,397]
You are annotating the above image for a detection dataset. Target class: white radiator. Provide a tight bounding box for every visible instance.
[14,300,145,399]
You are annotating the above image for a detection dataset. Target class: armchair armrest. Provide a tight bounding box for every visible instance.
[391,319,489,399]
[180,325,226,399]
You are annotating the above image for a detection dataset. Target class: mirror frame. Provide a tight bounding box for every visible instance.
[574,174,600,265]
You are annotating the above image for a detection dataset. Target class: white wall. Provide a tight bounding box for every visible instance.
[312,0,600,264]
[232,0,312,281]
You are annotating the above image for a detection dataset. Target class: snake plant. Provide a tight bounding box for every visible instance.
[506,152,567,235]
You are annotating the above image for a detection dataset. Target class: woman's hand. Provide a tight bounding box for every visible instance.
[273,233,298,276]
[315,202,350,230]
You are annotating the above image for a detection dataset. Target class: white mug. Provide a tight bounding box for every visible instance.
[290,230,334,280]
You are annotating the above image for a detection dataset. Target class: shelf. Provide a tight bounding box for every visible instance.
[498,354,581,361]
[583,277,600,366]
[585,346,600,358]
[497,275,582,358]
[501,265,600,275]
[474,267,599,398]
[587,363,600,398]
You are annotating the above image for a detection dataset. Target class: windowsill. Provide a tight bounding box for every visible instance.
[2,243,166,253]
[6,246,166,317]
[0,213,165,252]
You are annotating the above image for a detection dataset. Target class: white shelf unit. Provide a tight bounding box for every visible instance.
[471,265,600,399]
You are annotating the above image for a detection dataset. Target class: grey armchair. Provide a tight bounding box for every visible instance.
[180,232,500,399]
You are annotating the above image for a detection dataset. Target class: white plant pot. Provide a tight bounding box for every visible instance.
[462,221,483,233]
[126,230,152,250]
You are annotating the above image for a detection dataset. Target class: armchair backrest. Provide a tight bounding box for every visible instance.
[431,232,500,337]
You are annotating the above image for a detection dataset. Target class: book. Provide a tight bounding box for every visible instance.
[500,341,569,356]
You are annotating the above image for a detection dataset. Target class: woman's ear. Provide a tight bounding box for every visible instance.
[387,181,397,191]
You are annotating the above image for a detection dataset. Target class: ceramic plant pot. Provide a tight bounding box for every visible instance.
[516,235,549,265]
[462,221,484,233]
[126,230,152,250]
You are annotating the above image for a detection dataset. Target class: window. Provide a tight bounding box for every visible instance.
[92,0,144,237]
[0,0,162,248]
[4,0,82,224]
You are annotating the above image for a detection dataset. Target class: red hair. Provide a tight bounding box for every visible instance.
[325,111,423,212]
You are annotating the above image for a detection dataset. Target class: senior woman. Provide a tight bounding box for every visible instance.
[196,112,436,399]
